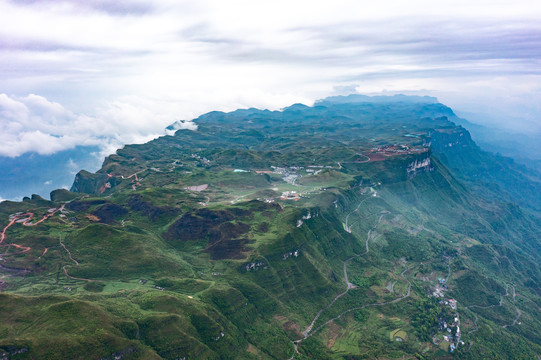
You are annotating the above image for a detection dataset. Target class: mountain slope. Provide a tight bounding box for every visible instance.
[1,97,540,359]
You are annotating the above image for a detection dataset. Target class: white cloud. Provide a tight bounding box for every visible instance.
[0,93,198,157]
[0,0,541,158]
[66,158,79,175]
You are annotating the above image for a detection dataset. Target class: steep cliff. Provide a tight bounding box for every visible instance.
[430,123,541,210]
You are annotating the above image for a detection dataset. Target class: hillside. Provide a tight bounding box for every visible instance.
[1,97,541,359]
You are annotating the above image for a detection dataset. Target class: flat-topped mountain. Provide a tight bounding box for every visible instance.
[1,97,540,359]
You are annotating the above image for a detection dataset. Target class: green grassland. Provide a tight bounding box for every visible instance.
[1,99,541,359]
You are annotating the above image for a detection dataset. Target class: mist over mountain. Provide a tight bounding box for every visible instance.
[452,113,541,173]
[317,94,439,105]
[2,94,540,203]
[0,146,102,201]
[3,0,541,357]
[1,97,540,359]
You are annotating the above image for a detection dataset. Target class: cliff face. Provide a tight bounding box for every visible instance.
[407,156,432,179]
[429,126,478,154]
[429,124,541,210]
[3,97,541,359]
[70,170,121,195]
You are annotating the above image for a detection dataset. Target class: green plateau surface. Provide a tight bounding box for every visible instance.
[1,96,541,359]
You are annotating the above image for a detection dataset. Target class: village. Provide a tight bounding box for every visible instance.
[429,275,465,353]
[367,144,429,161]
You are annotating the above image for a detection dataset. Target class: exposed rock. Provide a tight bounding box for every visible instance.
[213,331,225,341]
[71,170,121,195]
[296,209,319,227]
[407,157,432,178]
[2,346,29,356]
[282,249,300,260]
[97,345,137,360]
[243,261,266,272]
[50,189,80,202]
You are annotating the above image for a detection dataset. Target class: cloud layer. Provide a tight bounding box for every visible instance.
[1,0,541,157]
[0,93,198,157]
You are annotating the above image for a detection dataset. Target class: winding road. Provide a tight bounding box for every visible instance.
[59,234,91,282]
[466,284,510,311]
[444,257,452,283]
[344,195,372,233]
[120,169,146,191]
[287,198,412,359]
[1,206,64,256]
[465,283,523,352]
[503,308,521,328]
[1,196,98,286]
[308,267,411,338]
[342,154,371,164]
[302,213,386,338]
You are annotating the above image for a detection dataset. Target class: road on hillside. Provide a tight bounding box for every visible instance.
[287,197,412,359]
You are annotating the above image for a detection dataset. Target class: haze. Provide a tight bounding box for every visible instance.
[1,0,541,158]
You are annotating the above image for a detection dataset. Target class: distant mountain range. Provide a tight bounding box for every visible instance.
[452,114,541,173]
[0,146,102,201]
[1,94,539,201]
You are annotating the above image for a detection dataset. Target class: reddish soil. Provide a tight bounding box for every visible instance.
[85,214,101,222]
[60,235,91,282]
[62,265,91,282]
[0,217,19,244]
[38,247,49,259]
[368,153,386,162]
[1,206,63,256]
[326,322,341,348]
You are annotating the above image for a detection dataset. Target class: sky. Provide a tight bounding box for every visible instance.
[1,0,541,159]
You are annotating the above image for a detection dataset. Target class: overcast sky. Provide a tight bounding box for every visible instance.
[1,0,541,158]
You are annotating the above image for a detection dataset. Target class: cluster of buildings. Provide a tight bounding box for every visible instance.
[191,153,210,165]
[432,298,463,352]
[305,168,322,175]
[429,272,464,353]
[270,166,301,184]
[432,278,448,297]
[280,191,300,201]
[433,306,463,352]
[370,144,429,156]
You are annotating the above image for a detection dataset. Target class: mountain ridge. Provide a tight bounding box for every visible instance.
[1,97,540,359]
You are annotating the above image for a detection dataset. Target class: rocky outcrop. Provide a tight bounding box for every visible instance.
[407,157,432,178]
[242,260,267,272]
[97,345,137,360]
[50,189,80,202]
[282,249,300,260]
[70,170,121,195]
[429,127,477,154]
[1,346,29,357]
[296,210,319,227]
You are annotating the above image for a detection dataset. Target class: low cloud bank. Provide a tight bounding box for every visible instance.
[0,93,197,158]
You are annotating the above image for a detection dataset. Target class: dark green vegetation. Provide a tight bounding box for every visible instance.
[1,95,541,359]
